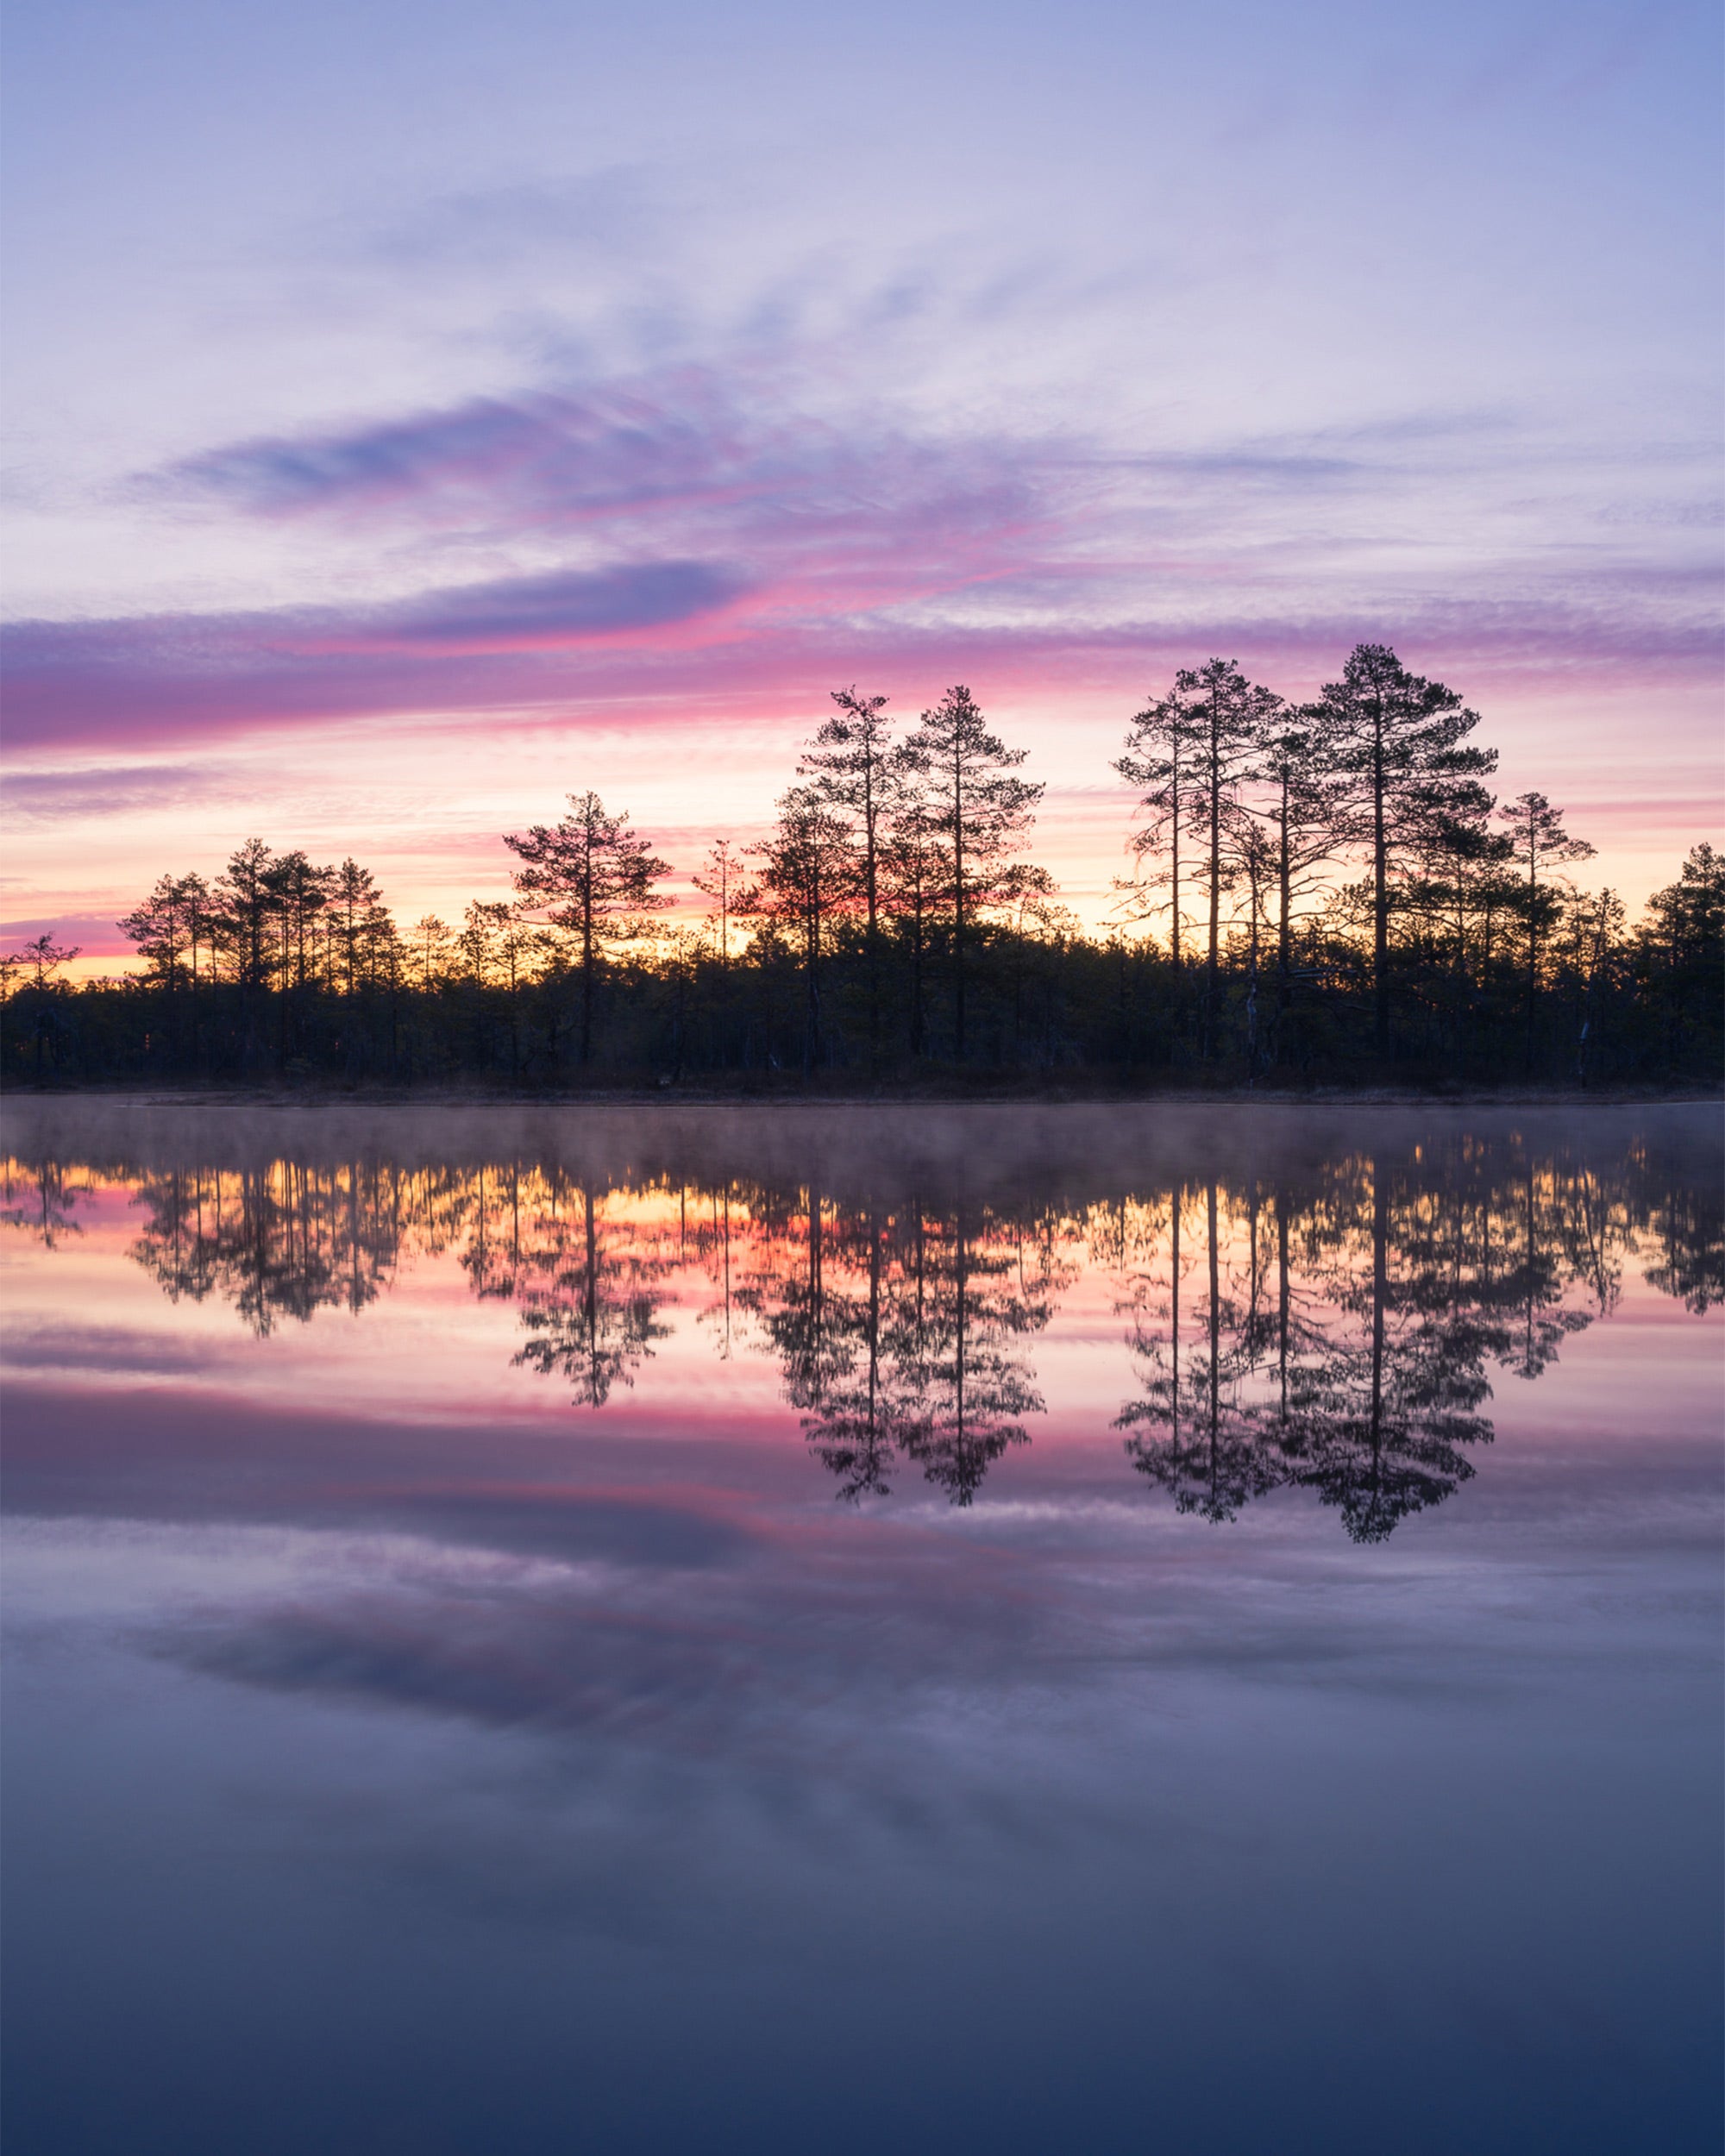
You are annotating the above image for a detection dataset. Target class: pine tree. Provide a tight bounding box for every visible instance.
[1181,661,1278,1055]
[896,686,1042,1062]
[216,839,279,994]
[1115,686,1201,978]
[2,933,79,1081]
[1496,793,1594,1075]
[746,786,856,1077]
[505,793,672,1067]
[1311,645,1496,1058]
[1251,718,1351,1058]
[118,875,195,994]
[330,860,383,998]
[800,688,898,1063]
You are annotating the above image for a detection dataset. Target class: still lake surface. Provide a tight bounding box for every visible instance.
[3,1100,1720,2156]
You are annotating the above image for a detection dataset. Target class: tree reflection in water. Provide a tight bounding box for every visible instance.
[504,1175,674,1409]
[1,1154,92,1250]
[5,1117,1717,1533]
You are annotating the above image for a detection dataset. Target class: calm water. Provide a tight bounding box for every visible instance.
[3,1100,1720,2156]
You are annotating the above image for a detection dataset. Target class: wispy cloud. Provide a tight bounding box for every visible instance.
[7,354,1716,769]
[0,559,750,751]
[154,370,1070,577]
[3,763,210,819]
[0,912,130,950]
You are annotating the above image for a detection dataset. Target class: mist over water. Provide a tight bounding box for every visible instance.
[3,1103,1720,2155]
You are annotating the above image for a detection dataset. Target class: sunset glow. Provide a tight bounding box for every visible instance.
[3,0,1719,971]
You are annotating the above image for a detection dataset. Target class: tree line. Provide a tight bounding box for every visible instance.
[4,645,1721,1088]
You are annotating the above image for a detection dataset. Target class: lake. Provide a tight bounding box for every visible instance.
[3,1100,1720,2155]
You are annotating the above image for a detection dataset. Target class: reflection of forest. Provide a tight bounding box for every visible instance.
[731,1182,1071,1503]
[4,1133,1718,1534]
[1104,1154,1619,1542]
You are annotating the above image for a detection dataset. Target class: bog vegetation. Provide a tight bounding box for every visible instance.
[5,646,1721,1089]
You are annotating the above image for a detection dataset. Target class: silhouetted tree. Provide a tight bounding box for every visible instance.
[1252,717,1351,1060]
[1311,645,1497,1057]
[1496,792,1595,1075]
[3,933,81,1081]
[800,687,898,1065]
[1635,842,1724,1077]
[330,860,384,998]
[1115,683,1201,980]
[746,786,856,1076]
[897,686,1043,1062]
[505,792,672,1067]
[1178,661,1280,1056]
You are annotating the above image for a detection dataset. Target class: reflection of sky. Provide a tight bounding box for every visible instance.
[3,1107,1721,2149]
[3,0,1720,961]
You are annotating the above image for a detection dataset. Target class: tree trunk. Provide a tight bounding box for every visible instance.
[1205,699,1220,1060]
[580,900,593,1069]
[1170,748,1182,977]
[1372,711,1390,1059]
[952,750,968,1062]
[1524,845,1539,1078]
[1276,769,1292,1060]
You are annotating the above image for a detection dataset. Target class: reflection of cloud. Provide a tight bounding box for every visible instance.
[1,1325,214,1377]
[3,1380,765,1569]
[147,1438,1723,1789]
[373,1489,755,1570]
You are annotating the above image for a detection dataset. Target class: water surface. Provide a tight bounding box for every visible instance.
[3,1101,1721,2154]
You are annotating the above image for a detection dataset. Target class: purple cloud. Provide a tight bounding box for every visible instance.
[0,560,750,751]
[155,373,1064,574]
[0,913,118,950]
[8,370,1716,762]
[373,561,738,645]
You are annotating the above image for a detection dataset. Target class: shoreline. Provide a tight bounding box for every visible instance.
[3,1083,1718,1111]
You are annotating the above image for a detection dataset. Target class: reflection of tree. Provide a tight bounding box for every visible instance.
[693,1182,744,1361]
[126,1163,405,1334]
[738,1185,919,1500]
[799,1200,915,1500]
[738,1181,856,1420]
[457,1164,528,1303]
[1112,1143,1665,1541]
[1119,1182,1276,1521]
[510,1176,673,1408]
[1,1156,93,1248]
[1491,1160,1590,1382]
[1641,1175,1724,1315]
[1289,1159,1500,1542]
[737,1186,1063,1505]
[897,1202,1051,1506]
[16,1117,1712,1532]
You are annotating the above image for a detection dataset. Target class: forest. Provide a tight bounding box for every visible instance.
[4,644,1721,1091]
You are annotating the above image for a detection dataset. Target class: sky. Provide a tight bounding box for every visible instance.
[3,0,1720,968]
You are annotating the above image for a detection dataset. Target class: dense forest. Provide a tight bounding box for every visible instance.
[5,645,1721,1090]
